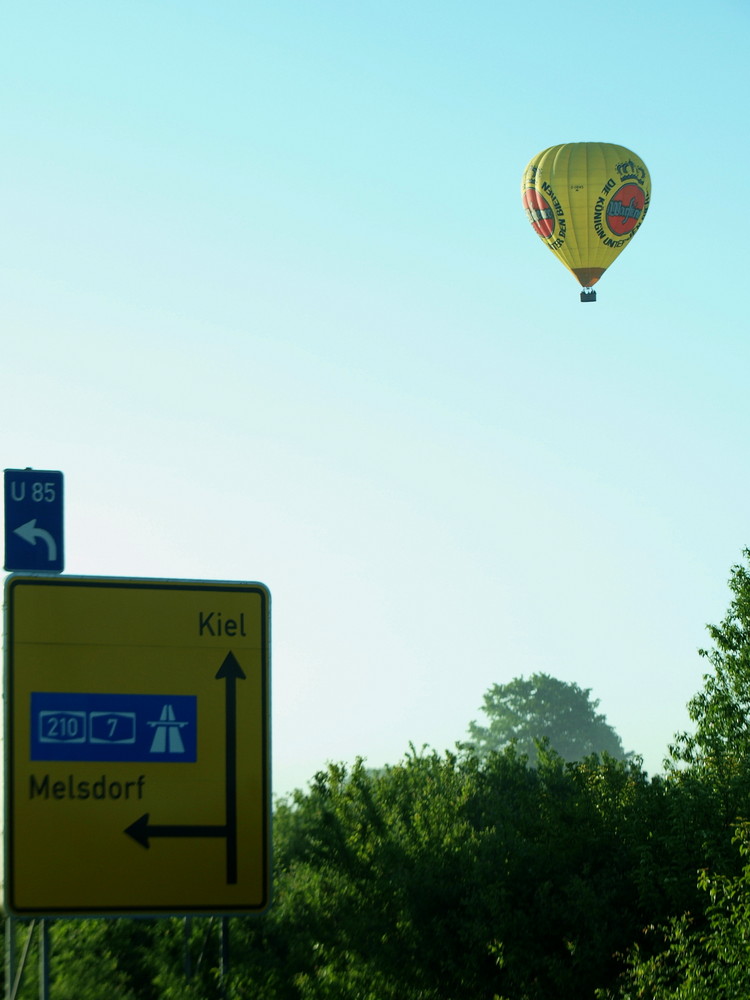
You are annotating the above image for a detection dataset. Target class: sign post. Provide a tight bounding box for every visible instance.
[4,575,271,916]
[4,469,64,573]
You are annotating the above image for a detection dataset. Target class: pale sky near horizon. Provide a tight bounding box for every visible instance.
[3,0,750,798]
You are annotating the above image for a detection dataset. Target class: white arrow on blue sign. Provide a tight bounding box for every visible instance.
[4,469,65,573]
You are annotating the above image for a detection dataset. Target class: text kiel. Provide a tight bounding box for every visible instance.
[198,611,247,638]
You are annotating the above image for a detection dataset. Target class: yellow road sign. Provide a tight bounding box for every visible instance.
[3,575,271,916]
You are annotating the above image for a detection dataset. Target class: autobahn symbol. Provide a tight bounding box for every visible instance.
[5,575,270,917]
[126,651,245,884]
[148,704,189,753]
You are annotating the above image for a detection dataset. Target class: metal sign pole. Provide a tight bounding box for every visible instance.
[220,917,230,998]
[9,919,36,1000]
[4,917,16,1000]
[38,920,50,1000]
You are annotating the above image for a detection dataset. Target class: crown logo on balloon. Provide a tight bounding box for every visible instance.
[615,159,647,185]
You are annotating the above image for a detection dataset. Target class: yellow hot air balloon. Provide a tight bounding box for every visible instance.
[521,142,651,301]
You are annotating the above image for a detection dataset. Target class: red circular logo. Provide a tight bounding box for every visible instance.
[523,188,555,238]
[606,183,646,236]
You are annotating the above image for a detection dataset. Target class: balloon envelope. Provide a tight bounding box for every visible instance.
[521,142,651,291]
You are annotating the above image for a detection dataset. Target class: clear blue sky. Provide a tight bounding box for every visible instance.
[3,0,750,796]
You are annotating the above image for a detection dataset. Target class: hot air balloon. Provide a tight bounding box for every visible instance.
[521,142,650,301]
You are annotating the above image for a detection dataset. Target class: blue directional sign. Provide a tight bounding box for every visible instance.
[30,693,198,763]
[4,469,64,572]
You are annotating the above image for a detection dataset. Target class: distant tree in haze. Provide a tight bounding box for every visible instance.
[464,672,627,764]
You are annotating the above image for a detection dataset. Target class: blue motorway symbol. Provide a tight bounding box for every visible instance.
[31,693,197,762]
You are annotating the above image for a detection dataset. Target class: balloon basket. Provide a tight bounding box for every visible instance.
[580,289,597,303]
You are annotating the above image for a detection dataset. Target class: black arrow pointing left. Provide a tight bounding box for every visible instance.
[124,650,246,884]
[124,813,227,848]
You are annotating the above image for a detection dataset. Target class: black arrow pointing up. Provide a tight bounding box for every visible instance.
[124,651,246,885]
[215,650,246,883]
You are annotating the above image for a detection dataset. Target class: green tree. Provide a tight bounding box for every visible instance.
[598,549,750,1000]
[668,549,750,873]
[227,748,677,1000]
[672,548,750,769]
[20,750,706,1000]
[464,673,627,763]
[598,824,750,1000]
[6,918,161,1000]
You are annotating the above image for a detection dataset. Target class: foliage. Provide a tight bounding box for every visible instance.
[598,548,750,1000]
[7,916,231,1000]
[464,673,627,764]
[598,824,750,1000]
[55,920,154,999]
[8,918,158,1000]
[672,549,750,769]
[225,748,692,1000]
[667,549,750,872]
[3,749,734,1000]
[8,749,721,1000]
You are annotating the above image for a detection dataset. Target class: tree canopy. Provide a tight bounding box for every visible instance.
[602,549,750,1000]
[672,548,750,769]
[598,823,750,1000]
[464,672,627,764]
